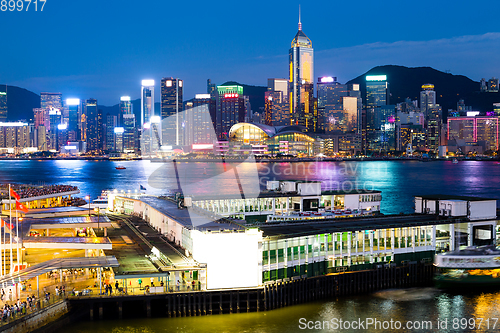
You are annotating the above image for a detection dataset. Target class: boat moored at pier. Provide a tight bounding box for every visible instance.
[434,246,500,288]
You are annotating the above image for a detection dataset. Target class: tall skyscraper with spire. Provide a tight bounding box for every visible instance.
[289,6,314,129]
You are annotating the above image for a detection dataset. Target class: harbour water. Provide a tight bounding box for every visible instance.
[2,159,500,331]
[60,289,500,333]
[0,159,499,215]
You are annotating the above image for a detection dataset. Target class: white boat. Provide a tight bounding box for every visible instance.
[434,245,500,288]
[81,191,109,210]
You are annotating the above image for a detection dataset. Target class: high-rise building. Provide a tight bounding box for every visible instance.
[105,113,117,151]
[161,77,183,145]
[317,77,346,132]
[216,85,245,139]
[488,78,499,92]
[84,99,100,152]
[366,75,389,108]
[48,109,62,150]
[0,122,29,149]
[123,114,137,152]
[0,86,7,122]
[183,94,217,147]
[448,116,499,152]
[289,10,314,127]
[141,80,156,156]
[268,79,288,98]
[207,79,217,100]
[65,98,80,141]
[119,96,132,126]
[420,84,436,117]
[141,80,155,127]
[265,90,289,127]
[365,75,390,151]
[41,92,62,111]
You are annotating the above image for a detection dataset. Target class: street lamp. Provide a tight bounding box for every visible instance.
[85,195,90,217]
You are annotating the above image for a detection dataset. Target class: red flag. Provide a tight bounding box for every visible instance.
[0,219,14,230]
[9,189,20,201]
[16,201,28,213]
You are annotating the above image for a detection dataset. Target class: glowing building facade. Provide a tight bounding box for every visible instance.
[289,12,314,128]
[161,77,183,145]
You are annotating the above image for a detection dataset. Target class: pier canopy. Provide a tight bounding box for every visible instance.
[0,256,119,285]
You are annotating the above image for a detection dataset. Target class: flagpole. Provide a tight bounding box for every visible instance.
[16,208,19,267]
[8,184,12,273]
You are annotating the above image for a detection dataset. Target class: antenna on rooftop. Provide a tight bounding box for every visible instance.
[298,5,302,31]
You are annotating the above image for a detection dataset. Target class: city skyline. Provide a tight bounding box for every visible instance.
[1,1,500,105]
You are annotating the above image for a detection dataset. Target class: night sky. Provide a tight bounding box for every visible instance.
[1,0,500,105]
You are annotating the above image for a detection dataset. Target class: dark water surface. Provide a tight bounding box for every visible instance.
[60,289,500,333]
[0,159,498,215]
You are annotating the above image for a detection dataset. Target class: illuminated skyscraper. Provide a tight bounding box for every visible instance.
[141,80,155,127]
[265,79,289,127]
[41,92,63,111]
[65,98,80,141]
[365,75,390,151]
[119,96,132,126]
[83,98,101,152]
[216,85,245,140]
[289,8,314,127]
[0,86,7,122]
[183,94,216,146]
[161,77,183,145]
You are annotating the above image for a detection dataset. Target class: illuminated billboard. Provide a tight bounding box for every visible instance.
[366,75,387,81]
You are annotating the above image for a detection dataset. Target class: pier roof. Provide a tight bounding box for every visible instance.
[257,214,473,239]
[415,194,497,202]
[135,196,245,231]
[187,189,382,201]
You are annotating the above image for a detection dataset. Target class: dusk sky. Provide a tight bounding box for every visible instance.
[2,0,500,105]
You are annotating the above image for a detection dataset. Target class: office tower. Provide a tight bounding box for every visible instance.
[106,113,117,151]
[83,98,100,152]
[289,9,314,127]
[48,109,62,150]
[426,106,442,152]
[207,79,217,99]
[480,78,488,92]
[41,92,62,111]
[141,80,156,156]
[57,123,68,151]
[317,78,361,135]
[317,77,346,132]
[366,75,389,108]
[0,122,29,149]
[265,90,290,126]
[183,94,217,147]
[302,83,317,132]
[119,96,132,126]
[488,78,499,92]
[161,77,183,145]
[216,85,245,139]
[114,127,124,152]
[265,79,290,127]
[141,80,155,127]
[66,98,80,141]
[420,84,436,117]
[268,79,288,97]
[0,86,7,122]
[448,116,499,152]
[123,114,137,152]
[420,84,441,152]
[365,75,389,151]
